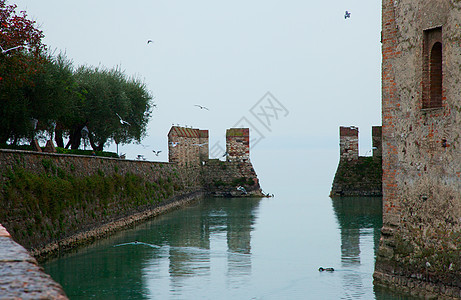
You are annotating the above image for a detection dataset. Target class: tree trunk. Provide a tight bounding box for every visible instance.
[54,123,64,148]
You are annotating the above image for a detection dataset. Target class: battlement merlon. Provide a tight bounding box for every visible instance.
[339,126,359,161]
[226,128,250,162]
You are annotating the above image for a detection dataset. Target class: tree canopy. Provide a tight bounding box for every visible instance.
[0,1,153,151]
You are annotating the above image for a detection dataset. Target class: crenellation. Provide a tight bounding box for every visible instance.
[226,128,250,162]
[331,126,382,197]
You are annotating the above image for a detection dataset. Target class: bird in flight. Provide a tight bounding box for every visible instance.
[152,150,162,156]
[194,104,209,110]
[0,45,23,54]
[344,11,351,19]
[147,40,154,44]
[222,151,228,157]
[170,142,180,147]
[193,143,208,147]
[116,113,131,125]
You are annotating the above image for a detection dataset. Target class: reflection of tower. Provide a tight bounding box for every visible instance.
[225,198,258,279]
[331,197,383,296]
[167,206,212,289]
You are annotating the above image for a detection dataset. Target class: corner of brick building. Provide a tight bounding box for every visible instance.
[374,0,461,296]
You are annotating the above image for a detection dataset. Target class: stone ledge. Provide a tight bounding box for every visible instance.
[0,225,68,299]
[373,270,461,299]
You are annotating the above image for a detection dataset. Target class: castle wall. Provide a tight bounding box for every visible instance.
[339,126,359,161]
[226,128,250,162]
[375,0,461,297]
[168,127,209,166]
[331,126,382,197]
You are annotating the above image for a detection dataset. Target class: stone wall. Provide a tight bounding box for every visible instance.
[375,0,461,297]
[339,126,359,161]
[331,126,382,197]
[0,149,201,257]
[226,128,250,162]
[201,160,262,197]
[0,224,68,299]
[168,126,209,166]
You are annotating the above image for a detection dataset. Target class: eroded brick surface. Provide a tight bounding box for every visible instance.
[375,0,461,297]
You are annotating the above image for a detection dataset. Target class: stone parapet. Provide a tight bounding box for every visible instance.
[0,224,68,299]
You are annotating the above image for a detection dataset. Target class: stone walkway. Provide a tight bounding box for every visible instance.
[0,225,68,300]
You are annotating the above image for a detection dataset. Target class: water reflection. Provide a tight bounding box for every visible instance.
[43,197,261,299]
[331,196,383,300]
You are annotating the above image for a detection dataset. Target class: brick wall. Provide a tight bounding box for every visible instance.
[168,126,209,166]
[372,126,382,158]
[374,0,461,297]
[226,128,250,162]
[331,126,382,197]
[339,126,359,161]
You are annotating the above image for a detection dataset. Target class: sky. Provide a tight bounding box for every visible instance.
[11,0,382,190]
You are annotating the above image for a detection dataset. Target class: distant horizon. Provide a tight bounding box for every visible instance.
[12,0,382,162]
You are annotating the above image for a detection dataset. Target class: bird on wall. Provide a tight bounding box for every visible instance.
[152,150,162,156]
[170,142,180,147]
[194,104,209,110]
[344,11,351,19]
[0,45,24,54]
[116,113,131,126]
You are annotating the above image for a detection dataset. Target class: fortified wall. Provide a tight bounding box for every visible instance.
[374,1,461,297]
[330,126,382,197]
[0,126,262,262]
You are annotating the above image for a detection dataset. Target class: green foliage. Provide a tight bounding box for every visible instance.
[0,166,182,249]
[0,3,153,152]
[232,177,249,187]
[0,144,35,151]
[55,147,118,158]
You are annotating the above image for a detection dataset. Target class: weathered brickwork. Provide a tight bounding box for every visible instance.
[168,126,209,166]
[226,128,250,162]
[374,0,461,297]
[339,126,359,161]
[331,126,382,197]
[372,126,383,158]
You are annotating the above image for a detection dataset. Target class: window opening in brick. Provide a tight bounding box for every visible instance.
[422,27,442,109]
[430,42,442,108]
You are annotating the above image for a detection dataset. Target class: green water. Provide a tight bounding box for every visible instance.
[42,194,421,299]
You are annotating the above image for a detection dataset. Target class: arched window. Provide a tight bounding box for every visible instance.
[422,27,442,109]
[429,42,442,108]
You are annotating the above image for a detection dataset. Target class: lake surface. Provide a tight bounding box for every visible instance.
[42,194,421,299]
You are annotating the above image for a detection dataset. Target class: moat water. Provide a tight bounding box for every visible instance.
[42,193,422,299]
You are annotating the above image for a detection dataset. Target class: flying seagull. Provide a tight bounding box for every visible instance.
[0,45,23,54]
[170,142,180,147]
[194,104,209,110]
[192,143,208,147]
[152,150,162,156]
[344,11,351,19]
[222,151,228,157]
[116,113,131,126]
[147,40,154,44]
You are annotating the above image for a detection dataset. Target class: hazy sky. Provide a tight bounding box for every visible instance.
[12,0,381,186]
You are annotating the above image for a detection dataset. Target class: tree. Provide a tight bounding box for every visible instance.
[0,0,46,144]
[69,66,153,151]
